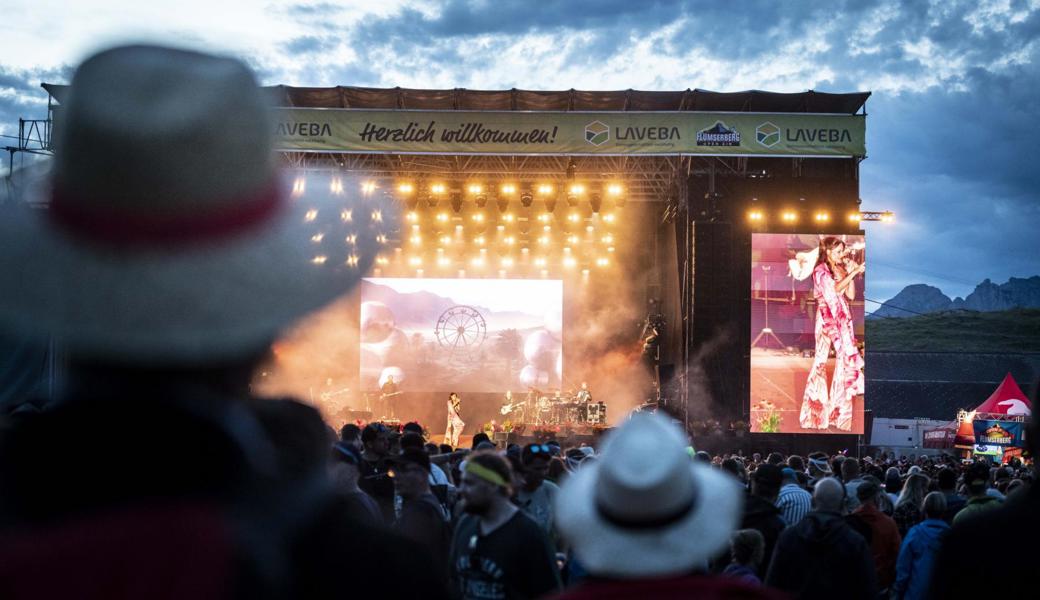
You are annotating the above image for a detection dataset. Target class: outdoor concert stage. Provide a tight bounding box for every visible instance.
[47,83,876,450]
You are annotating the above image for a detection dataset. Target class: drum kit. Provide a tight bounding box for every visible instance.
[501,390,606,426]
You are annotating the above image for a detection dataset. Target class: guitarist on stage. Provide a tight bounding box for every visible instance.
[380,375,400,419]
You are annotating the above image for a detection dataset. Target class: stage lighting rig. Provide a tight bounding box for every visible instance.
[590,193,603,213]
[537,183,556,212]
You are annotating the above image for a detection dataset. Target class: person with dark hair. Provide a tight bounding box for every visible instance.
[884,467,903,504]
[952,462,1002,525]
[470,431,491,449]
[721,457,748,484]
[766,478,877,600]
[850,479,902,592]
[359,422,395,523]
[740,464,786,574]
[516,443,561,541]
[800,236,865,431]
[766,452,784,466]
[892,492,948,600]
[330,441,382,525]
[340,423,362,450]
[390,448,452,579]
[842,457,866,511]
[450,451,560,600]
[723,529,766,586]
[401,431,454,506]
[445,392,465,448]
[935,468,966,523]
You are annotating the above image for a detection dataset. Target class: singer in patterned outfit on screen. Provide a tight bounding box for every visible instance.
[800,237,865,431]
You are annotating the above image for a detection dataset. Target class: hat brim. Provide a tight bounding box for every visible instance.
[555,461,742,577]
[0,172,387,364]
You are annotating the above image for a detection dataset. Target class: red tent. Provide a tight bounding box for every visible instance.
[974,373,1032,417]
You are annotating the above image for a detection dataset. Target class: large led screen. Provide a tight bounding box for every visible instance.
[360,278,563,393]
[750,234,865,434]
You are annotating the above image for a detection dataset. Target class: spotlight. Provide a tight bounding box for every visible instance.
[468,183,483,195]
[590,193,602,213]
[603,213,616,224]
[521,191,534,208]
[814,211,830,222]
[496,196,510,212]
[544,198,557,212]
[330,178,344,194]
[292,177,306,197]
[534,257,547,267]
[472,212,486,223]
[475,194,488,208]
[450,192,463,213]
[436,212,449,222]
[747,210,764,223]
[502,213,515,223]
[537,183,554,196]
[430,182,447,195]
[408,256,422,267]
[596,257,610,267]
[409,234,421,245]
[881,211,895,223]
[848,212,862,222]
[406,211,419,223]
[500,183,517,195]
[397,182,415,195]
[562,256,577,268]
[360,180,376,195]
[782,211,798,223]
[606,183,623,197]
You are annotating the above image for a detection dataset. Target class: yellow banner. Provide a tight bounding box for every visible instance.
[273,109,865,157]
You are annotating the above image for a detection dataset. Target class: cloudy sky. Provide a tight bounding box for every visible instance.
[2,0,1037,305]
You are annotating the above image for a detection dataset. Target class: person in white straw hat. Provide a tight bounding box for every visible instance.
[551,412,783,599]
[0,44,449,600]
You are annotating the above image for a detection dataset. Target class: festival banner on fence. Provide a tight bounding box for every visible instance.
[973,419,1027,447]
[273,109,866,157]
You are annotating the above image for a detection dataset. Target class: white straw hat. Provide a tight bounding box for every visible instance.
[555,412,742,577]
[0,45,390,364]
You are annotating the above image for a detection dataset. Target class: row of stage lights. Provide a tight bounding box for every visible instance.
[747,209,895,224]
[293,175,619,278]
[394,180,625,213]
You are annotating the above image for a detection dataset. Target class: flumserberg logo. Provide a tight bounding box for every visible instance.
[585,121,609,146]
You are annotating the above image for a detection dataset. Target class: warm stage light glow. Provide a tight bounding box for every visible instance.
[375,255,389,265]
[310,233,324,243]
[430,183,447,195]
[563,256,577,268]
[881,211,895,223]
[440,235,452,245]
[346,254,360,267]
[585,225,594,233]
[537,183,554,195]
[543,225,552,232]
[360,181,376,194]
[748,210,764,222]
[504,236,516,245]
[500,183,517,195]
[330,178,344,194]
[601,234,614,244]
[292,178,306,197]
[468,183,483,195]
[375,234,387,244]
[474,236,486,246]
[538,236,550,245]
[471,257,485,267]
[304,209,318,222]
[782,211,798,223]
[603,213,616,223]
[346,234,357,245]
[397,182,414,195]
[534,257,547,267]
[437,257,451,267]
[408,256,422,267]
[814,211,830,222]
[502,213,515,222]
[596,257,610,267]
[371,210,383,222]
[406,211,418,222]
[848,212,862,222]
[538,213,551,223]
[501,257,514,267]
[606,183,623,196]
[567,235,579,245]
[409,234,421,245]
[607,246,615,253]
[569,183,585,195]
[340,209,352,222]
[436,212,449,222]
[568,213,581,223]
[472,212,486,222]
[311,255,327,265]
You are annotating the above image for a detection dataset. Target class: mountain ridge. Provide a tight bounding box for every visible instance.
[870,276,1040,319]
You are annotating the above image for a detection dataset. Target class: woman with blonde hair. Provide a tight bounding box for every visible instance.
[893,473,930,537]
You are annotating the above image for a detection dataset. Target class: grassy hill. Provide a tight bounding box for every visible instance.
[866,308,1040,353]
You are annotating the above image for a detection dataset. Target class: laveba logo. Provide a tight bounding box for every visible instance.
[696,121,741,146]
[585,121,609,146]
[756,122,780,148]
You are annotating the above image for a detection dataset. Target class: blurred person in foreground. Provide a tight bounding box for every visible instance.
[449,451,560,600]
[549,412,783,599]
[0,44,446,599]
[928,414,1039,599]
[766,477,877,599]
[849,479,902,593]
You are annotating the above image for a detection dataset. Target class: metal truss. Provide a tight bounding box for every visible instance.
[277,151,691,203]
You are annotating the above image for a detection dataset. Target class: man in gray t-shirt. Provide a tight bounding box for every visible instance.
[516,444,560,542]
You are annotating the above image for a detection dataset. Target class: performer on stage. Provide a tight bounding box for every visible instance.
[576,382,591,403]
[380,374,399,418]
[800,237,865,431]
[445,392,465,448]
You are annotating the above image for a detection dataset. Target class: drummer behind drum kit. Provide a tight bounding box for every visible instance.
[501,390,607,426]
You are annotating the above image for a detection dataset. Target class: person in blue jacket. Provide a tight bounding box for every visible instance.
[892,492,950,600]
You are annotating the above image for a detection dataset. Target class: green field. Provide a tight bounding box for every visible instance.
[866,308,1040,353]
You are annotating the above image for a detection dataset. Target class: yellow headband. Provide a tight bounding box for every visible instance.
[465,461,508,488]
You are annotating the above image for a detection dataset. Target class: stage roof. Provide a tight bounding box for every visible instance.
[41,84,869,114]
